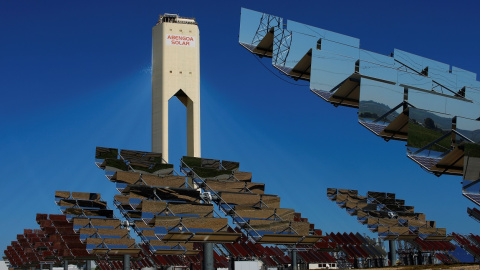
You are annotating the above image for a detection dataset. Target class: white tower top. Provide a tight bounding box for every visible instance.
[152,13,201,162]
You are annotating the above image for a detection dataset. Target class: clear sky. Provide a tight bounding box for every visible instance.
[1,0,480,254]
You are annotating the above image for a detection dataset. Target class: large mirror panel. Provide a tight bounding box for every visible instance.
[358,78,404,137]
[394,49,449,75]
[359,50,396,83]
[445,97,479,120]
[408,89,447,114]
[430,70,458,95]
[464,85,480,101]
[407,108,452,151]
[239,8,282,57]
[286,20,359,47]
[456,117,480,144]
[272,23,317,79]
[310,49,358,106]
[320,39,359,59]
[397,70,433,91]
[407,108,454,173]
[452,66,476,81]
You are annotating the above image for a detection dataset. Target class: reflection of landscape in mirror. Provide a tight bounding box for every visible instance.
[407,108,453,152]
[464,143,480,159]
[455,117,480,145]
[359,78,403,126]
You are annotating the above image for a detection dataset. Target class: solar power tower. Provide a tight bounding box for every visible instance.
[238,8,480,216]
[152,14,201,162]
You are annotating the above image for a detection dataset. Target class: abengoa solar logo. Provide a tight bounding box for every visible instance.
[166,34,195,47]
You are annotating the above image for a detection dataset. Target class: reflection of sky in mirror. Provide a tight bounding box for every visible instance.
[409,89,447,114]
[456,117,480,133]
[464,85,480,100]
[397,70,432,91]
[360,50,394,67]
[446,98,479,120]
[409,89,480,120]
[278,31,316,69]
[287,20,359,47]
[310,50,356,91]
[456,117,480,143]
[452,66,476,81]
[321,39,359,59]
[360,62,397,83]
[239,8,266,46]
[359,78,403,122]
[274,20,361,69]
[359,50,396,83]
[430,69,458,92]
[394,49,449,74]
[463,179,480,194]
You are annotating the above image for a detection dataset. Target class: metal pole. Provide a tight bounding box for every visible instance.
[64,260,68,270]
[229,256,235,270]
[86,260,92,270]
[388,240,396,266]
[203,243,214,270]
[49,264,53,270]
[291,250,297,270]
[417,251,423,265]
[124,254,131,270]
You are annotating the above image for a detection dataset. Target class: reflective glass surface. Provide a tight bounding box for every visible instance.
[394,49,449,74]
[407,108,453,154]
[458,76,480,93]
[286,20,359,47]
[239,8,480,181]
[456,117,480,144]
[272,26,316,73]
[239,8,282,55]
[408,89,447,113]
[408,89,479,120]
[463,86,480,104]
[310,49,356,92]
[430,69,458,94]
[397,70,432,91]
[452,66,477,81]
[359,50,396,83]
[320,39,359,59]
[445,97,479,120]
[358,78,403,134]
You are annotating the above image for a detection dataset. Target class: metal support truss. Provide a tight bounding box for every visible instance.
[251,13,282,48]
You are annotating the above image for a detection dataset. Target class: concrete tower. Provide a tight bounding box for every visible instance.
[152,14,201,162]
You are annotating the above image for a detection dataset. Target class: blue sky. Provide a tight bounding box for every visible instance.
[1,1,480,253]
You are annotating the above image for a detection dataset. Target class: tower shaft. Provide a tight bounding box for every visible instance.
[152,14,201,162]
